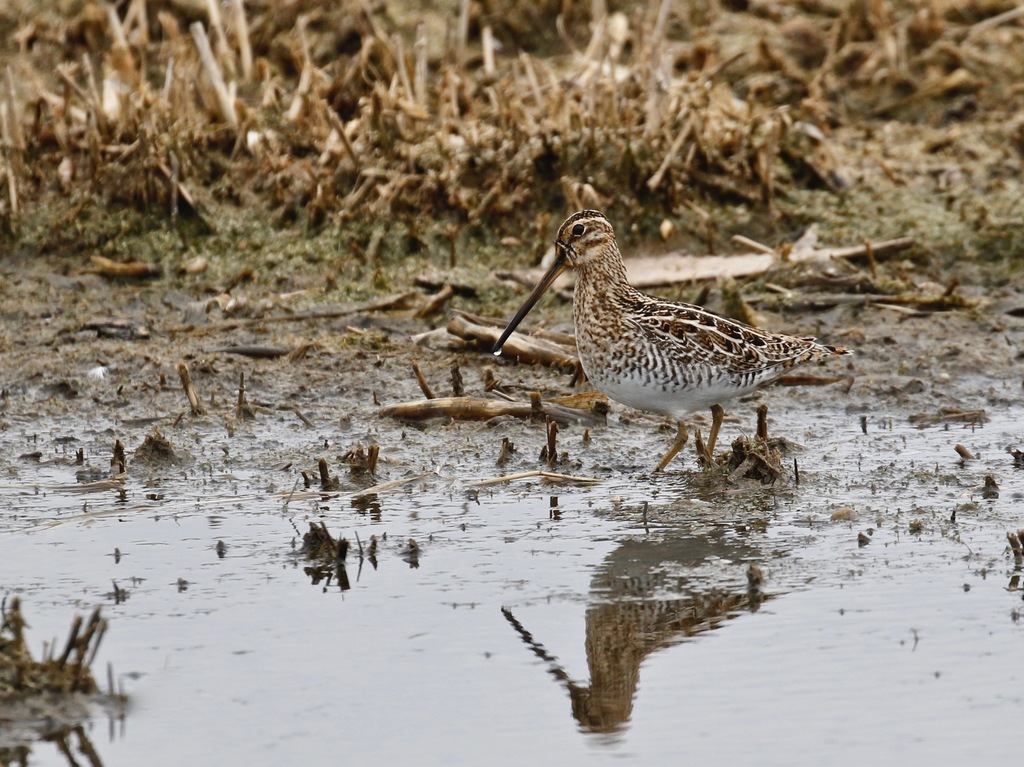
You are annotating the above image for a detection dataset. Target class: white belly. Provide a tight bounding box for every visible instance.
[584,360,755,420]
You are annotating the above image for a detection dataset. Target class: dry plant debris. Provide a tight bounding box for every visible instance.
[0,597,107,697]
[133,427,189,467]
[380,393,606,426]
[0,0,1020,247]
[907,407,987,427]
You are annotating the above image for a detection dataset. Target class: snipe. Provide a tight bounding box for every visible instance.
[493,210,851,471]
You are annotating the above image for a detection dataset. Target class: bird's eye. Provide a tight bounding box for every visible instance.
[571,224,586,237]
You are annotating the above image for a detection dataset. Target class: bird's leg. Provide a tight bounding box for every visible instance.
[655,421,688,472]
[703,404,725,461]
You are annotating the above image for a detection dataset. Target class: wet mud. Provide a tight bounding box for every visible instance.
[2,0,1024,763]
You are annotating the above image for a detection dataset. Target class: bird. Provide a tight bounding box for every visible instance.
[492,209,851,471]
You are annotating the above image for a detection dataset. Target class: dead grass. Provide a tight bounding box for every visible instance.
[0,597,105,697]
[0,0,1021,250]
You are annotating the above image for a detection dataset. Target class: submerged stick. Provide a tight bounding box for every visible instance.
[469,470,601,487]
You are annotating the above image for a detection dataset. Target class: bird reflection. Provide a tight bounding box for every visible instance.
[504,535,765,734]
[1,722,109,767]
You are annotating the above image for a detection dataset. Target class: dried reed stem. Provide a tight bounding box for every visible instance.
[863,236,878,280]
[204,0,231,64]
[967,4,1024,39]
[647,113,693,191]
[411,359,436,399]
[125,0,149,46]
[414,23,428,106]
[162,55,174,101]
[57,615,83,667]
[104,3,129,49]
[731,234,775,254]
[1,157,18,222]
[545,419,559,466]
[415,284,454,318]
[177,361,206,415]
[392,34,413,101]
[285,16,313,123]
[450,364,464,397]
[317,458,332,488]
[651,0,672,47]
[518,61,542,113]
[5,67,24,150]
[326,108,361,171]
[81,54,106,133]
[81,608,107,674]
[235,371,247,420]
[190,22,238,128]
[285,62,311,122]
[230,0,253,80]
[756,404,769,442]
[482,26,496,77]
[456,0,470,70]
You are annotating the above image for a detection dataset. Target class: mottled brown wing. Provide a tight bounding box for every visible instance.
[625,297,826,386]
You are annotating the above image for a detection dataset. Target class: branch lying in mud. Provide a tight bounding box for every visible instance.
[379,394,606,426]
[168,292,420,336]
[498,237,916,291]
[451,310,576,346]
[87,255,161,280]
[750,289,980,313]
[448,313,578,369]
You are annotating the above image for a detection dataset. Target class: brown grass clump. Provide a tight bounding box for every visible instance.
[0,0,1021,242]
[0,597,105,696]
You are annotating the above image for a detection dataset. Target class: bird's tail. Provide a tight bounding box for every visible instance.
[822,344,853,356]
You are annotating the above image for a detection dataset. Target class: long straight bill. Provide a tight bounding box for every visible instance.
[491,248,569,355]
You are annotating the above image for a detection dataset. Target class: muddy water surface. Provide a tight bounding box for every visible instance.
[2,383,1022,765]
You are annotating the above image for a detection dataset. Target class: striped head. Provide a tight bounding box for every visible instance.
[555,210,618,269]
[492,209,620,355]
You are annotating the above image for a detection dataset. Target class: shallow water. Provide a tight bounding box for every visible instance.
[1,397,1022,766]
